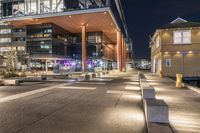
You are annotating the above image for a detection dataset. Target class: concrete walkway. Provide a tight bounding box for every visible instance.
[144,72,200,133]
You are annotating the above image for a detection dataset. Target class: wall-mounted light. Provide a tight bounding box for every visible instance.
[188,51,193,54]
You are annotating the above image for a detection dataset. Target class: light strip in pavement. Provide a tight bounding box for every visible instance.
[93,78,113,81]
[125,85,141,91]
[59,86,96,90]
[106,90,136,95]
[76,82,106,85]
[0,83,71,103]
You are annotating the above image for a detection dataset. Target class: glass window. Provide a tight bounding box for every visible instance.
[173,30,191,44]
[0,38,11,43]
[0,47,11,52]
[166,59,171,67]
[182,31,191,44]
[0,29,11,34]
[18,46,25,51]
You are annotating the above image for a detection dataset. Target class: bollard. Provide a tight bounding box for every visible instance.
[159,71,163,78]
[176,74,183,88]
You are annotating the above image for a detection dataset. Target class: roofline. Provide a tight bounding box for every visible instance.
[170,17,188,24]
[1,7,110,22]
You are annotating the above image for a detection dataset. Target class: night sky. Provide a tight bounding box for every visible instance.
[122,0,200,60]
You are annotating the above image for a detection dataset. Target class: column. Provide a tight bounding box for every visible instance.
[123,39,127,71]
[82,25,87,72]
[45,60,48,72]
[117,30,122,71]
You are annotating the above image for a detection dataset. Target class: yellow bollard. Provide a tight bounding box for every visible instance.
[176,74,183,88]
[159,71,163,78]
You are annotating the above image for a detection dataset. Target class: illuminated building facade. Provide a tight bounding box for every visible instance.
[150,18,200,78]
[0,0,132,72]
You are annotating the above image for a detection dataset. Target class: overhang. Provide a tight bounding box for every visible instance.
[4,8,118,43]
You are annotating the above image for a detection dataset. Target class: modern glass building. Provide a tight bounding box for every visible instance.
[0,0,132,72]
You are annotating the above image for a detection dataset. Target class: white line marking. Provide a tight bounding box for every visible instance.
[0,83,71,103]
[59,86,96,90]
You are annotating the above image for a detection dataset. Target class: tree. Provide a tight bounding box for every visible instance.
[4,51,17,71]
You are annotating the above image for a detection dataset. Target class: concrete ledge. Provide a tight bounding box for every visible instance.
[145,99,169,123]
[142,87,155,99]
[148,123,173,133]
[3,79,20,86]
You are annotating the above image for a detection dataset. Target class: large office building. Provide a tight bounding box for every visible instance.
[0,0,132,72]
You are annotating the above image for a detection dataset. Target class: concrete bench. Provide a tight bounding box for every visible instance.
[91,73,96,78]
[84,74,90,80]
[144,99,169,123]
[148,123,173,133]
[97,72,103,77]
[142,87,155,99]
[102,71,106,75]
[3,79,20,86]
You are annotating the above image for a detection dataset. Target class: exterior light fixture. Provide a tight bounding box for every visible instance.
[104,12,107,14]
[188,51,193,54]
[69,15,72,18]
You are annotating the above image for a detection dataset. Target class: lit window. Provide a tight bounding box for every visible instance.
[0,38,11,43]
[0,29,11,34]
[173,30,191,44]
[166,59,171,67]
[0,47,11,52]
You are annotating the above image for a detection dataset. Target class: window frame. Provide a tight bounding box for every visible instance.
[173,30,191,44]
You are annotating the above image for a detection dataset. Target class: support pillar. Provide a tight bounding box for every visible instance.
[117,30,122,71]
[122,38,127,71]
[45,60,48,72]
[82,25,87,72]
[122,37,125,71]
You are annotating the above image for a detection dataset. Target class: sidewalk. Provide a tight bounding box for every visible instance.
[144,72,200,133]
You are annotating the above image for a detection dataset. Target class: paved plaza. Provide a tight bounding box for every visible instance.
[0,71,200,133]
[0,72,146,133]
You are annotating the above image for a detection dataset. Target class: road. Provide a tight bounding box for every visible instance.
[0,71,147,133]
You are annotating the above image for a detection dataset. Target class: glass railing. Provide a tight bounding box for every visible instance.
[0,0,110,19]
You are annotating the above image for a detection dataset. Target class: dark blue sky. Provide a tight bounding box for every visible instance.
[122,0,200,59]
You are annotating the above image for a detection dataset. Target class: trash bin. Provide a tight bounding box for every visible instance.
[176,74,183,88]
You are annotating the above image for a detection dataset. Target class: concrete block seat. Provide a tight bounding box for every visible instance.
[84,74,91,80]
[148,123,173,133]
[142,86,155,99]
[144,99,169,123]
[3,79,21,86]
[138,72,146,80]
[97,72,103,77]
[91,73,96,78]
